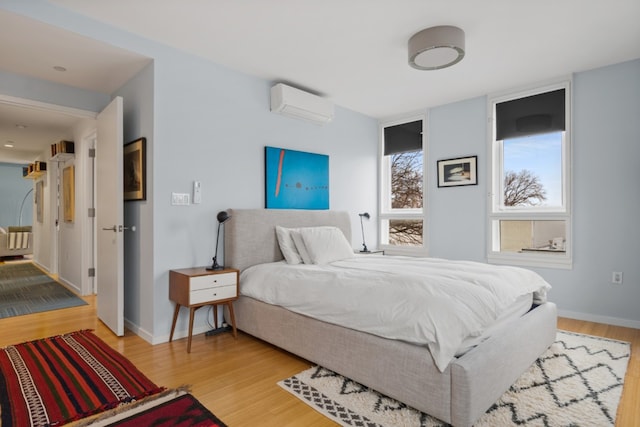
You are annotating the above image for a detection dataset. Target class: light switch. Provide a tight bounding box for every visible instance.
[171,192,190,206]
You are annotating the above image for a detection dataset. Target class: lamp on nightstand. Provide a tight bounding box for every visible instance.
[207,210,231,271]
[359,212,370,253]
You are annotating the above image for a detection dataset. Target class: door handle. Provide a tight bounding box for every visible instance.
[119,225,136,232]
[102,225,117,232]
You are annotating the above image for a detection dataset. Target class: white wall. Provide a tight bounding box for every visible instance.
[56,119,98,293]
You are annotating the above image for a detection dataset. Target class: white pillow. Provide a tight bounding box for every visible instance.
[275,226,302,264]
[290,230,313,264]
[298,226,354,264]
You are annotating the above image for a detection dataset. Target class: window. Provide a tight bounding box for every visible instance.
[380,117,426,255]
[488,82,572,268]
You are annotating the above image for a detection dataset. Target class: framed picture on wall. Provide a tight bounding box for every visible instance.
[437,155,478,187]
[264,146,329,209]
[36,180,44,223]
[124,137,146,201]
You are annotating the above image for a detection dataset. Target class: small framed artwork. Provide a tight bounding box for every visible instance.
[124,137,146,201]
[36,180,44,223]
[63,165,75,222]
[437,155,478,187]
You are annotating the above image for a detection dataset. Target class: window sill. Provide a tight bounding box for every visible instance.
[487,252,572,270]
[380,246,428,258]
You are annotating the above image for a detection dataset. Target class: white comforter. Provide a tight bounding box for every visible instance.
[240,255,551,371]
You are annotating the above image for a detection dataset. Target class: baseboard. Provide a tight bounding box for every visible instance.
[558,309,640,330]
[57,276,81,295]
[124,318,216,346]
[154,324,214,345]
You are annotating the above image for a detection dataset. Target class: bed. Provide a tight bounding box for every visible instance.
[224,209,557,427]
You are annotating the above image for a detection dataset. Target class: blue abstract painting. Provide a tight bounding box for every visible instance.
[265,146,329,209]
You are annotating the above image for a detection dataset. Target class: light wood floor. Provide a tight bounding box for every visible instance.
[0,296,637,426]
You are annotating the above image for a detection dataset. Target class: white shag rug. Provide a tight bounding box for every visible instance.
[278,331,630,427]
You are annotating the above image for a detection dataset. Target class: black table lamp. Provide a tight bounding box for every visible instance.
[207,210,231,270]
[359,212,370,253]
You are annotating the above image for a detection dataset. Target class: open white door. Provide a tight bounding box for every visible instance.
[96,96,124,336]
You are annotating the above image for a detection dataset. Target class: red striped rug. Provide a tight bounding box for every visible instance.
[77,390,227,427]
[0,330,165,427]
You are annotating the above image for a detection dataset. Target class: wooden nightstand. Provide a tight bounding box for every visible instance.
[169,267,239,353]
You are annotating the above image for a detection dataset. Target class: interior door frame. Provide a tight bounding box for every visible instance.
[0,93,97,294]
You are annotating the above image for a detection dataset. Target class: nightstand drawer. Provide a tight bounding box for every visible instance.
[190,272,236,291]
[190,284,237,305]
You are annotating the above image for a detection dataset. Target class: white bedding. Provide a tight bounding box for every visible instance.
[240,254,551,371]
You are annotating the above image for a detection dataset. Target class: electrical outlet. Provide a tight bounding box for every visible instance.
[612,271,623,284]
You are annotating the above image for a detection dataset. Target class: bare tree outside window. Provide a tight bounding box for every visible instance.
[389,151,423,245]
[391,151,423,209]
[503,169,547,206]
[389,219,423,246]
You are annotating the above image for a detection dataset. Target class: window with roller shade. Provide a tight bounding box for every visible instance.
[379,117,426,253]
[488,81,572,268]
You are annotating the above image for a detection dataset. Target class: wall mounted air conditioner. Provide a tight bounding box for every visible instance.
[270,83,334,124]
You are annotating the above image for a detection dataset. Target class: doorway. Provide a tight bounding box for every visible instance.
[0,94,97,295]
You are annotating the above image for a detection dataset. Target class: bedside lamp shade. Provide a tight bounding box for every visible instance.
[359,212,370,253]
[207,210,231,271]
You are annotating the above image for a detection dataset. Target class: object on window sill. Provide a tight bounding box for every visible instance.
[520,246,566,253]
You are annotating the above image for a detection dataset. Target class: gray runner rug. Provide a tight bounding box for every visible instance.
[0,263,87,319]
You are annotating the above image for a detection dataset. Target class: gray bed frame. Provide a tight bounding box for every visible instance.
[224,209,557,426]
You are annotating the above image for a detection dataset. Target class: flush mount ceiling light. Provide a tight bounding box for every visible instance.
[408,25,465,70]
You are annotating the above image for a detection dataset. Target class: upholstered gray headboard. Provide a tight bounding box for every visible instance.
[224,209,351,272]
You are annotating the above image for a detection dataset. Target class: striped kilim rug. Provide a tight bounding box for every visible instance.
[279,331,631,427]
[0,330,165,427]
[0,263,87,318]
[74,389,228,427]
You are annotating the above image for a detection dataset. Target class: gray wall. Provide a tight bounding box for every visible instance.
[425,59,640,328]
[0,162,33,227]
[150,52,379,340]
[428,96,487,262]
[1,1,379,343]
[114,62,155,337]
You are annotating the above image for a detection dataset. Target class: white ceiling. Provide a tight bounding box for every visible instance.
[0,9,150,163]
[2,1,639,163]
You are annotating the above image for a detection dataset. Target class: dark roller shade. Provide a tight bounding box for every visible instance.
[496,89,565,140]
[384,120,422,155]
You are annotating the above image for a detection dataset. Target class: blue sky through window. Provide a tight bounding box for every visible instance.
[503,132,562,207]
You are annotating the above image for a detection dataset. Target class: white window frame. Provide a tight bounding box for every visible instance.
[379,114,428,257]
[487,79,573,269]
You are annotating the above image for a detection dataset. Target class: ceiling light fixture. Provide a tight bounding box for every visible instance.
[4,142,14,148]
[408,25,465,70]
